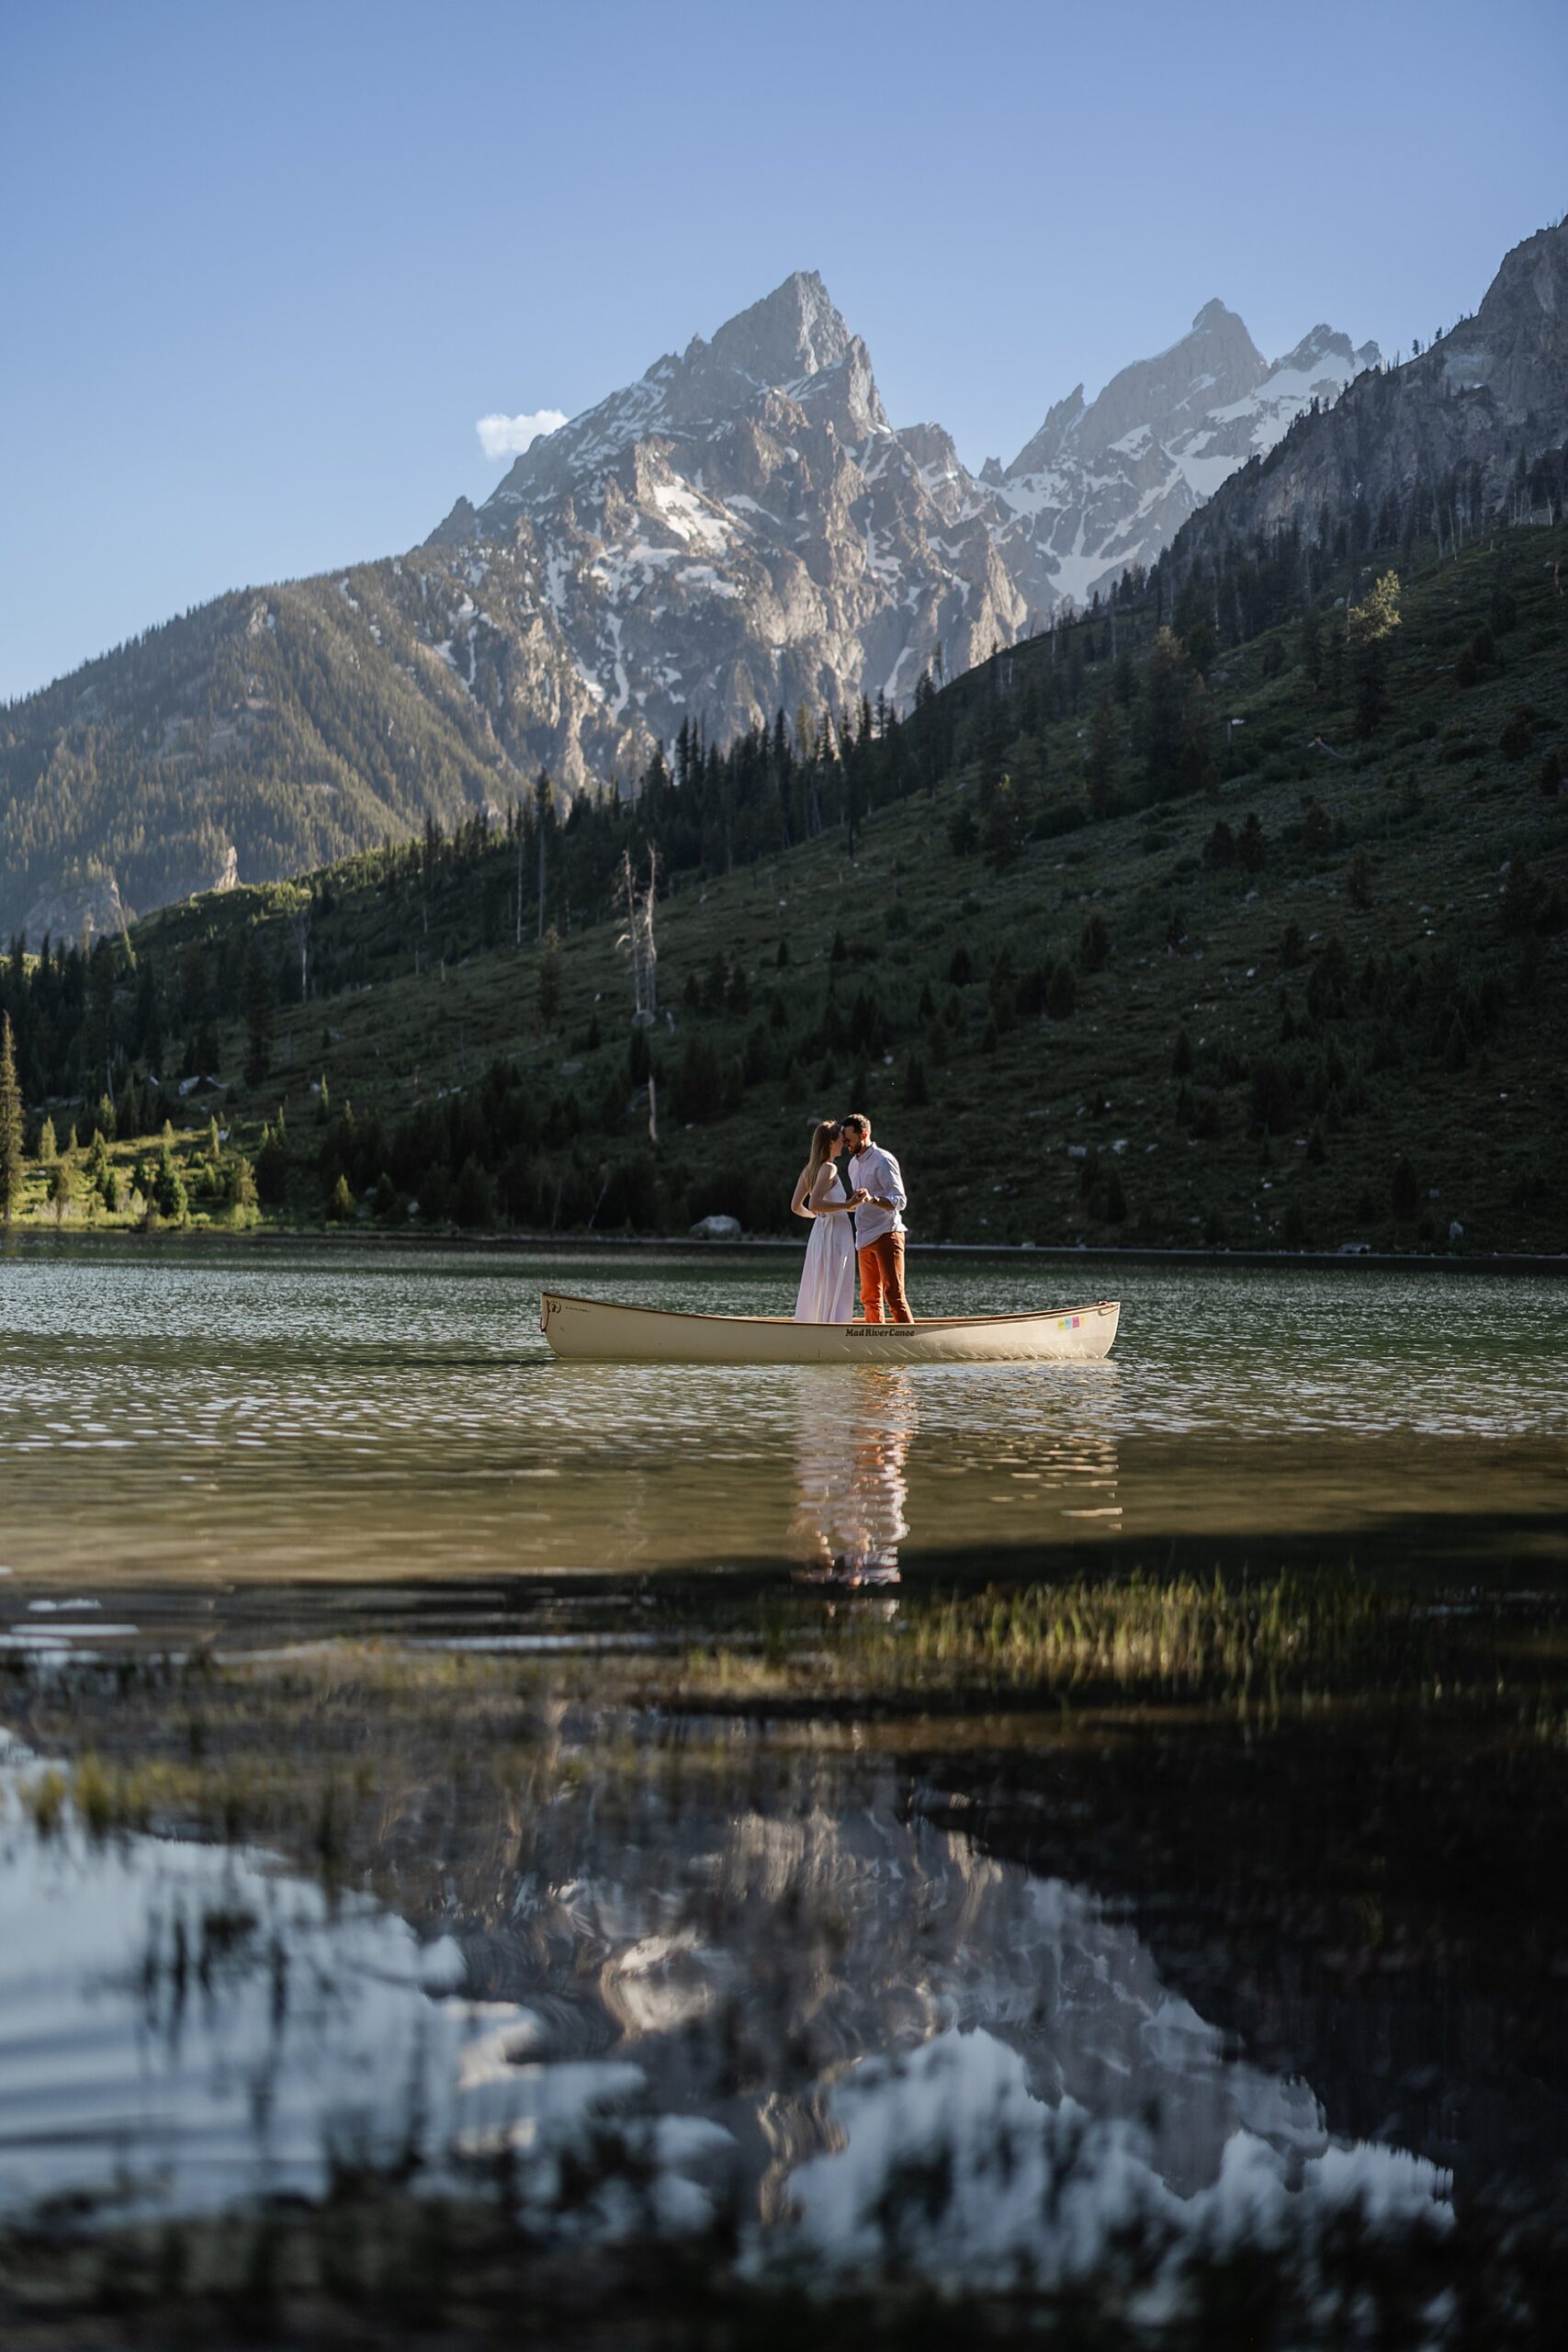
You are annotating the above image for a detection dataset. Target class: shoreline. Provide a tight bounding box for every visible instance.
[3,1225,1564,1276]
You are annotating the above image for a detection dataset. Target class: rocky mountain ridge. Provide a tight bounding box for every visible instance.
[423,269,1030,783]
[1166,218,1568,573]
[11,230,1565,948]
[979,301,1382,611]
[419,272,1381,786]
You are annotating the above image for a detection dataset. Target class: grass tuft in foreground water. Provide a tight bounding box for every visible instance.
[671,1568,1443,1713]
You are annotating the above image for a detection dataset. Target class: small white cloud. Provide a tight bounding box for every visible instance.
[475,407,567,461]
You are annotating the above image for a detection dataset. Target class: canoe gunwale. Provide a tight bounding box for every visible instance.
[539,1288,1118,1332]
[538,1289,1120,1364]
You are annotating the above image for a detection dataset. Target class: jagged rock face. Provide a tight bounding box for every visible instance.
[21,868,128,950]
[1172,220,1568,565]
[419,271,1029,790]
[412,273,1378,799]
[4,239,1555,943]
[977,301,1382,611]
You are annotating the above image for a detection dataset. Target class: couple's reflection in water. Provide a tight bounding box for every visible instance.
[791,1372,914,1589]
[787,1363,1124,1590]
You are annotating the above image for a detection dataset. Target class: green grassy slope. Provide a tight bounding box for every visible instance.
[8,523,1566,1253]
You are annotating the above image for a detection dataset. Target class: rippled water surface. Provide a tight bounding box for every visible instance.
[3,1241,1563,1602]
[2,1238,1566,2333]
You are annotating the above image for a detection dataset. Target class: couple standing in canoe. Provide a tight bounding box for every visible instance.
[791,1113,910,1326]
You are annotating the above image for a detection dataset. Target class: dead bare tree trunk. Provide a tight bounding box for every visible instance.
[617,846,660,1024]
[637,844,659,1019]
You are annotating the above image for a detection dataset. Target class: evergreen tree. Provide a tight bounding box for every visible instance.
[242,938,272,1086]
[1299,602,1324,687]
[48,1154,78,1227]
[153,1140,187,1222]
[1142,629,1203,799]
[453,1156,496,1228]
[1045,962,1077,1019]
[537,927,563,1029]
[225,1155,259,1212]
[1348,571,1402,739]
[0,1014,23,1223]
[255,1125,289,1205]
[980,775,1026,870]
[1086,696,1119,820]
[1078,914,1111,972]
[1237,813,1267,873]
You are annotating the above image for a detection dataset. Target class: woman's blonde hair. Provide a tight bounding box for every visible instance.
[805,1119,840,1185]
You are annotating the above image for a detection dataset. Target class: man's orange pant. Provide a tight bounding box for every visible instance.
[857,1233,912,1323]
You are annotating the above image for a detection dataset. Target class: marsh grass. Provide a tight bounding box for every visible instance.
[6,1569,1562,1895]
[669,1569,1454,1714]
[17,1766,68,1837]
[5,1644,558,1888]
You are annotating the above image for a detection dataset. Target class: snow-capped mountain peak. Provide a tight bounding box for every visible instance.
[415,275,1380,802]
[982,300,1381,613]
[477,271,884,523]
[423,272,1024,796]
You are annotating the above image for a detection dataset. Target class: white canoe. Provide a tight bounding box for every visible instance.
[539,1291,1120,1366]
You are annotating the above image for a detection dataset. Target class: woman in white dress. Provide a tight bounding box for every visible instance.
[790,1120,864,1323]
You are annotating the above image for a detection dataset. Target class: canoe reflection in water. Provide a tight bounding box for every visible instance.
[793,1372,914,1586]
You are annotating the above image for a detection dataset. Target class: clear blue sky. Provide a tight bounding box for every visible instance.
[2,0,1562,701]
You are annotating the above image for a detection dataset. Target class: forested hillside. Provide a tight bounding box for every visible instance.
[0,574,519,945]
[2,517,1563,1254]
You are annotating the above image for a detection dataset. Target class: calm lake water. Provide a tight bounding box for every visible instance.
[2,1239,1566,2328]
[2,1240,1564,1608]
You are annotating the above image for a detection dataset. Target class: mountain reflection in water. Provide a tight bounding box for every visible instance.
[0,1725,1448,2285]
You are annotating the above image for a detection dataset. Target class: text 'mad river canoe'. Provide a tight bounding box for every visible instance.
[539,1292,1121,1366]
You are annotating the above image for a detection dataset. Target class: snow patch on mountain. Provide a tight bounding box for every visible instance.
[409,275,1378,801]
[986,304,1382,613]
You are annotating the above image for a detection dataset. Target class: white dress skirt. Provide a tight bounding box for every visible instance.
[794,1182,855,1322]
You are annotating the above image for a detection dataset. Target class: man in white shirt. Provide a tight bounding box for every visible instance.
[840,1113,912,1323]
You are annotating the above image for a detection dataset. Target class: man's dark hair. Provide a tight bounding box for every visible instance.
[842,1113,870,1140]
